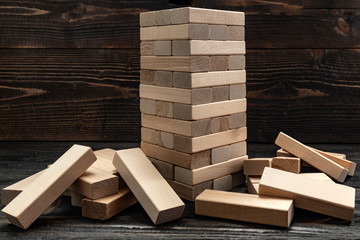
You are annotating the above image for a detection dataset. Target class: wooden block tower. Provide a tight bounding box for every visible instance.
[139,7,247,201]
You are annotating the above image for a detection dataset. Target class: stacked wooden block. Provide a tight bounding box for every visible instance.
[139,7,247,201]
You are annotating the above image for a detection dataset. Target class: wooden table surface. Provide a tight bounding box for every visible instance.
[0,142,359,239]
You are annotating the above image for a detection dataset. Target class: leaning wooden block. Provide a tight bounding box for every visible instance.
[271,157,301,174]
[141,24,209,41]
[195,190,294,228]
[2,144,96,229]
[275,132,348,182]
[94,148,116,160]
[259,167,355,221]
[247,176,261,194]
[113,148,185,224]
[276,148,293,158]
[172,40,245,56]
[209,25,228,40]
[140,11,155,27]
[243,158,272,176]
[300,172,334,182]
[211,145,231,164]
[167,179,212,202]
[82,187,138,220]
[213,175,232,191]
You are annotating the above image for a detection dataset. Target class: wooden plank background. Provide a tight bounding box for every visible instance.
[1,0,360,142]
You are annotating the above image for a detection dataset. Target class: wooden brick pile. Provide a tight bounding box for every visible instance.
[139,7,247,201]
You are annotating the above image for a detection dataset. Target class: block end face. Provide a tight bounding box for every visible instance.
[2,209,27,229]
[349,162,356,176]
[153,204,185,225]
[337,168,349,183]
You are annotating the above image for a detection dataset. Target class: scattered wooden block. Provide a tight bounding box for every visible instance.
[276,148,293,158]
[113,148,185,224]
[155,71,172,87]
[94,148,116,161]
[271,157,301,174]
[308,147,346,159]
[140,98,156,115]
[173,98,246,120]
[210,56,228,71]
[275,132,348,182]
[155,9,171,26]
[140,24,209,41]
[228,55,245,70]
[243,158,272,176]
[195,190,294,228]
[231,171,246,187]
[173,127,247,153]
[82,187,138,220]
[259,167,355,221]
[141,56,210,72]
[230,84,246,99]
[141,127,160,145]
[247,176,261,194]
[213,175,232,191]
[300,173,334,182]
[209,25,228,40]
[140,41,172,56]
[2,145,96,229]
[211,145,231,164]
[63,189,72,197]
[140,70,156,85]
[149,158,174,180]
[172,40,245,56]
[91,156,118,175]
[211,116,230,133]
[158,131,174,149]
[141,141,210,170]
[229,112,246,129]
[140,11,155,27]
[167,179,212,202]
[228,26,245,41]
[71,191,84,207]
[230,141,247,158]
[174,155,248,185]
[156,101,173,118]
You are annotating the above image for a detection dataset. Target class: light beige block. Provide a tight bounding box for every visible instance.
[149,158,174,180]
[140,70,156,85]
[230,84,246,99]
[231,171,246,187]
[230,112,247,129]
[209,25,228,40]
[155,9,171,26]
[228,26,245,41]
[159,131,174,149]
[71,191,84,207]
[211,145,231,164]
[140,24,209,41]
[228,55,245,70]
[210,56,228,71]
[91,156,118,175]
[230,141,247,158]
[300,172,334,182]
[213,175,232,191]
[172,40,245,56]
[155,71,172,87]
[167,180,212,202]
[141,127,159,145]
[212,86,229,102]
[140,11,155,27]
[156,101,173,118]
[140,98,156,115]
[277,148,293,157]
[211,116,230,133]
[243,158,272,176]
[271,157,301,174]
[94,148,116,161]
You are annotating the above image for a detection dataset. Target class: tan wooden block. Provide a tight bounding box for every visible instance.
[211,86,229,102]
[159,131,174,149]
[171,7,245,26]
[174,127,247,153]
[172,40,245,56]
[94,148,116,161]
[140,41,155,56]
[299,173,334,182]
[276,148,293,157]
[140,11,155,27]
[141,127,159,145]
[247,176,261,194]
[191,119,212,137]
[231,171,246,187]
[243,158,272,176]
[308,147,347,159]
[173,70,246,89]
[191,88,212,105]
[140,70,156,85]
[210,56,228,71]
[140,24,209,41]
[229,112,246,129]
[211,145,231,164]
[167,179,212,202]
[230,84,246,99]
[272,157,301,174]
[82,187,137,220]
[2,145,96,229]
[275,132,348,182]
[230,141,247,159]
[63,189,72,197]
[91,156,118,175]
[71,191,84,207]
[213,175,232,191]
[211,116,230,133]
[173,98,246,120]
[259,167,355,221]
[141,41,172,56]
[141,56,210,72]
[149,157,174,180]
[140,98,156,115]
[172,40,190,56]
[195,190,294,228]
[113,148,185,224]
[141,141,210,170]
[156,101,173,118]
[69,167,119,200]
[155,9,171,26]
[174,155,248,185]
[278,147,347,160]
[228,26,245,41]
[209,25,228,40]
[155,71,172,87]
[228,55,245,70]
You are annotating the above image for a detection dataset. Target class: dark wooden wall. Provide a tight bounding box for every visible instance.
[1,0,360,143]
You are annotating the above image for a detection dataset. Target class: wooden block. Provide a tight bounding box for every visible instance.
[141,56,210,72]
[94,148,116,161]
[299,172,334,182]
[140,85,191,104]
[140,24,209,41]
[213,175,232,191]
[171,7,245,26]
[155,71,172,87]
[271,157,301,174]
[191,88,212,105]
[228,55,245,70]
[211,145,231,164]
[230,84,246,99]
[172,40,245,56]
[228,26,245,41]
[243,158,272,176]
[158,131,174,149]
[173,127,247,153]
[167,179,212,202]
[63,189,72,197]
[275,132,348,182]
[210,56,228,71]
[140,98,156,115]
[71,191,84,207]
[140,41,171,56]
[231,171,246,187]
[91,156,118,175]
[259,167,355,221]
[174,98,246,120]
[211,86,229,102]
[140,70,155,85]
[2,145,96,229]
[191,118,212,137]
[247,176,261,194]
[195,190,294,228]
[141,127,159,145]
[140,11,155,27]
[113,148,185,224]
[230,141,247,159]
[276,148,294,157]
[173,70,246,89]
[211,116,230,133]
[141,141,210,170]
[174,155,248,185]
[155,9,171,26]
[69,167,119,200]
[156,101,173,118]
[82,187,137,220]
[209,25,228,40]
[149,157,174,180]
[229,112,247,129]
[278,148,347,160]
[308,148,346,159]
